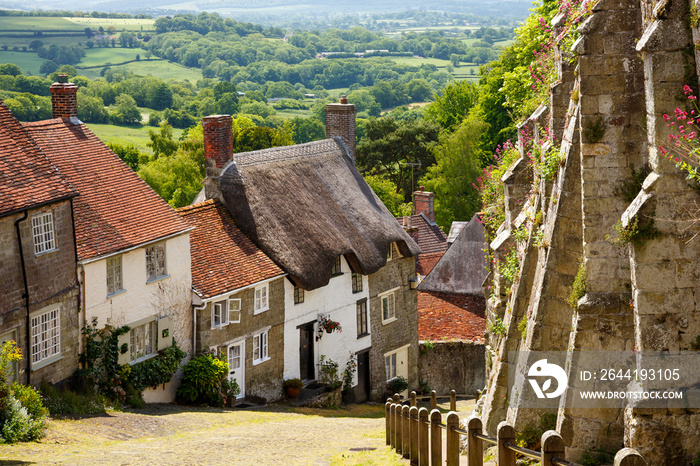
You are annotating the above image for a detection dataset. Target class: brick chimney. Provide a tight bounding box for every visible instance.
[49,74,78,119]
[325,95,357,163]
[202,115,233,169]
[413,186,436,223]
[202,114,233,201]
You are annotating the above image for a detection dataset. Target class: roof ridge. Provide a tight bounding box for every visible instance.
[176,199,217,213]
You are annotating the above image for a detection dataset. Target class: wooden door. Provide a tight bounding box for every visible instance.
[356,350,370,402]
[299,323,315,381]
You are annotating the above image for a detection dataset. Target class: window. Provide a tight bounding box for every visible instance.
[381,291,396,323]
[106,256,123,295]
[212,298,241,328]
[31,306,60,366]
[252,330,269,364]
[352,273,363,293]
[385,353,397,380]
[31,212,56,255]
[356,299,368,337]
[130,320,155,361]
[228,298,241,323]
[330,256,342,276]
[386,243,402,262]
[146,244,166,281]
[294,286,304,304]
[254,284,269,313]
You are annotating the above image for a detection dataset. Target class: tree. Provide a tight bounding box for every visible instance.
[364,174,412,217]
[420,114,488,231]
[356,117,440,201]
[108,142,147,171]
[285,117,325,144]
[0,63,22,77]
[216,93,240,115]
[147,123,179,158]
[77,94,109,123]
[110,94,142,125]
[232,126,293,153]
[424,80,479,132]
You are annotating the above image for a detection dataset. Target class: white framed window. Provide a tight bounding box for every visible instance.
[385,352,397,380]
[252,330,269,365]
[130,320,155,362]
[254,284,269,314]
[31,306,60,366]
[380,288,398,323]
[106,255,123,296]
[146,243,166,281]
[212,301,227,328]
[228,298,241,323]
[31,212,56,255]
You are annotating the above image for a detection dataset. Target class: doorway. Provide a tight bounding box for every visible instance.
[299,322,315,381]
[227,341,245,399]
[356,350,370,402]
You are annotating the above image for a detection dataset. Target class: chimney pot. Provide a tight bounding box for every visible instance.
[57,74,68,83]
[340,95,348,104]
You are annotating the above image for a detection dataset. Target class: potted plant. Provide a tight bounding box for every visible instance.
[283,378,304,399]
[318,315,342,334]
[222,378,241,407]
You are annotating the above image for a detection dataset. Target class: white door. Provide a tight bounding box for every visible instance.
[227,341,245,399]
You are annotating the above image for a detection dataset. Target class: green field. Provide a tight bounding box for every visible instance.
[65,17,155,32]
[78,57,204,82]
[388,56,452,67]
[85,123,184,154]
[80,47,145,66]
[0,51,46,75]
[0,17,83,31]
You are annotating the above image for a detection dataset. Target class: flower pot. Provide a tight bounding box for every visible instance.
[325,328,332,333]
[286,387,300,399]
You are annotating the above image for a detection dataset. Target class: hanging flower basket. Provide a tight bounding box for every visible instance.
[318,315,342,334]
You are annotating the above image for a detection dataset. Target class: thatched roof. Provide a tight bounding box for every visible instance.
[417,214,487,296]
[219,138,420,290]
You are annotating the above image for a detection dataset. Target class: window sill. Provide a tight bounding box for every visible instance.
[31,354,63,371]
[35,248,58,257]
[330,272,343,278]
[382,317,397,325]
[107,288,126,299]
[146,274,170,284]
[352,290,363,294]
[129,352,158,365]
[253,307,269,315]
[357,333,370,339]
[253,356,271,366]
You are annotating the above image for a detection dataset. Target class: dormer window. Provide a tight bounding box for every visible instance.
[330,256,342,276]
[386,243,401,261]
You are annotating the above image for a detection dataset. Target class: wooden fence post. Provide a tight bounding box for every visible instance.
[385,401,392,446]
[410,406,419,465]
[614,448,647,466]
[446,411,460,466]
[497,421,516,466]
[411,390,417,407]
[467,416,483,466]
[418,408,429,466]
[430,409,442,466]
[390,403,397,449]
[540,430,565,466]
[403,405,411,459]
[395,403,402,455]
[450,389,457,411]
[394,394,401,403]
[430,390,437,410]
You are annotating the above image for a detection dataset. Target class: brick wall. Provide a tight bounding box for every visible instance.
[367,254,418,401]
[0,200,80,385]
[202,115,233,169]
[197,277,285,402]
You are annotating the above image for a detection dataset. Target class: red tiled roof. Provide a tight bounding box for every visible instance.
[399,214,447,255]
[0,102,76,217]
[418,290,486,343]
[417,251,444,276]
[178,200,284,299]
[23,118,191,260]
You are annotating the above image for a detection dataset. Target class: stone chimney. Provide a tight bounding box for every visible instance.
[202,114,233,201]
[413,186,436,223]
[49,74,78,119]
[325,95,357,163]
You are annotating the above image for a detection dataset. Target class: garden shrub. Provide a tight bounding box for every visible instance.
[39,381,107,416]
[176,351,228,407]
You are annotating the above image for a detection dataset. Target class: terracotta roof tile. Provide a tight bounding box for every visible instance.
[418,290,485,343]
[0,101,76,217]
[398,214,447,255]
[23,118,191,260]
[417,252,444,276]
[178,199,284,299]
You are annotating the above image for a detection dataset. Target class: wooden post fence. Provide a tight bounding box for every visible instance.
[384,394,646,466]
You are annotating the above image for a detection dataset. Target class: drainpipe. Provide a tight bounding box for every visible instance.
[13,210,30,385]
[193,298,207,355]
